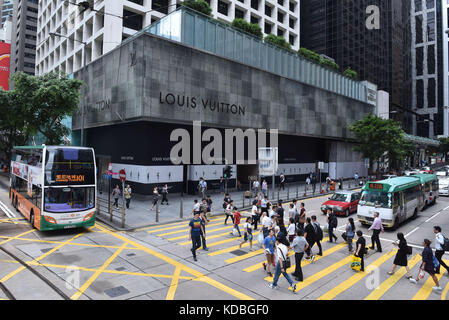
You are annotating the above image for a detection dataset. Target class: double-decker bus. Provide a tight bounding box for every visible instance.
[357,177,424,229]
[411,173,438,207]
[10,146,96,231]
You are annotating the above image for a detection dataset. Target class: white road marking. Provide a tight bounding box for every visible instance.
[425,205,449,223]
[0,200,16,218]
[404,227,420,238]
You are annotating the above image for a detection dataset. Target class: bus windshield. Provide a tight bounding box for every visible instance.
[359,190,391,208]
[44,187,95,213]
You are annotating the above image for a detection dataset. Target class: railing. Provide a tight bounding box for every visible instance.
[97,197,125,228]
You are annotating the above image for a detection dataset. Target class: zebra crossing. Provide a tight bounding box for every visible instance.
[141,214,449,300]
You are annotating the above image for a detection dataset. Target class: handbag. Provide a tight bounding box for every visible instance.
[407,246,412,255]
[350,255,362,271]
[279,247,291,269]
[342,232,347,242]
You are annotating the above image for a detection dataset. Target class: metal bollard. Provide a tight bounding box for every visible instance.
[121,206,125,228]
[277,190,280,202]
[180,197,183,219]
[109,203,113,222]
[287,187,290,200]
[296,186,298,198]
[156,201,159,222]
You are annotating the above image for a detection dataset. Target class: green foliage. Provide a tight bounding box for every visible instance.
[349,113,411,173]
[320,58,340,71]
[0,72,83,162]
[298,47,321,64]
[231,18,263,38]
[344,67,358,80]
[182,0,212,16]
[438,137,449,156]
[264,34,291,50]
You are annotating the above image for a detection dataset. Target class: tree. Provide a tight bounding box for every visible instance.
[438,137,449,159]
[182,0,212,16]
[349,114,411,177]
[0,72,83,164]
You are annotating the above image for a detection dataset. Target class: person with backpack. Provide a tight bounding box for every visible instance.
[327,209,338,243]
[189,212,204,261]
[240,217,254,251]
[388,232,412,279]
[268,236,297,293]
[410,239,442,291]
[345,218,356,253]
[433,226,449,276]
[311,215,323,256]
[355,230,366,272]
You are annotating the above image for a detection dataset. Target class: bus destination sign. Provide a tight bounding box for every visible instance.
[56,174,86,183]
[369,183,384,190]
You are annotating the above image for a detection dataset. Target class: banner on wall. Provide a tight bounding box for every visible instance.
[0,42,11,91]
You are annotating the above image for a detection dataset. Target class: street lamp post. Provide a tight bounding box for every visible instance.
[49,32,87,146]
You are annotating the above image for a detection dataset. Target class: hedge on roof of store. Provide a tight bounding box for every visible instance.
[343,67,358,80]
[182,0,212,16]
[231,18,263,39]
[264,34,292,50]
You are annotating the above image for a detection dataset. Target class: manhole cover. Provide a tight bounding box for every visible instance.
[115,267,126,271]
[230,250,247,256]
[104,286,130,298]
[127,253,136,257]
[40,248,52,253]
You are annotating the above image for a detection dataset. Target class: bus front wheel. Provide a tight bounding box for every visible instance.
[14,197,19,212]
[392,217,400,231]
[412,208,418,220]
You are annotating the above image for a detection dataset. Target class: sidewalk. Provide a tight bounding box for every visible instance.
[97,178,367,231]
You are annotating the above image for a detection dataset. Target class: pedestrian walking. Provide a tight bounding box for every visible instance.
[354,172,359,185]
[433,226,449,276]
[355,230,366,272]
[305,177,311,193]
[124,184,132,209]
[326,176,331,192]
[311,215,323,256]
[151,186,160,211]
[345,218,356,253]
[251,200,260,231]
[200,199,208,215]
[304,217,316,261]
[291,229,309,282]
[410,239,442,291]
[297,202,306,231]
[369,212,384,252]
[262,180,268,197]
[192,199,201,215]
[112,185,121,208]
[189,212,204,262]
[312,175,317,194]
[225,200,235,225]
[280,174,285,190]
[253,180,260,194]
[261,195,268,215]
[327,209,338,243]
[231,207,242,237]
[199,211,209,251]
[220,177,225,194]
[262,229,276,277]
[276,201,285,226]
[206,195,213,216]
[287,218,296,243]
[268,237,297,292]
[240,217,254,251]
[288,203,296,219]
[388,232,412,278]
[199,178,207,199]
[223,193,231,213]
[261,211,272,238]
[161,184,169,205]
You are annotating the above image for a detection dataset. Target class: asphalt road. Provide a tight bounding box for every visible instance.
[1,184,449,300]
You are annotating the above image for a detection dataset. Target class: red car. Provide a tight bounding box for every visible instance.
[320,190,361,217]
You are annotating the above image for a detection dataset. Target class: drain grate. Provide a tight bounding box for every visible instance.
[40,248,52,253]
[115,267,126,271]
[126,253,136,257]
[230,250,247,256]
[104,286,130,298]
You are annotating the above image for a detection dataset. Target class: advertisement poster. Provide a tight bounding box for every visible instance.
[0,42,11,91]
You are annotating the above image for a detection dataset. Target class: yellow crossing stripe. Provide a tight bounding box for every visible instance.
[167,222,245,241]
[209,238,262,256]
[442,278,449,301]
[179,230,261,247]
[225,249,264,264]
[412,259,449,300]
[243,237,335,273]
[317,250,397,300]
[364,254,421,300]
[147,216,224,234]
[0,229,35,246]
[166,267,182,300]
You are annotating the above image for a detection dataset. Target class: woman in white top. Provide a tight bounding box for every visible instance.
[261,212,272,237]
[251,200,260,230]
[287,217,296,243]
[240,217,254,251]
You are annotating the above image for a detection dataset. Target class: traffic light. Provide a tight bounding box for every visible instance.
[223,166,232,179]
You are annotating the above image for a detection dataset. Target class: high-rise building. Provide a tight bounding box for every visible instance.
[36,0,301,75]
[411,0,444,139]
[300,0,413,133]
[441,0,449,137]
[1,0,14,26]
[0,14,12,43]
[9,0,38,76]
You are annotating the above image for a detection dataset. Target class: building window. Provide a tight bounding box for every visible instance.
[278,0,284,6]
[426,0,434,9]
[218,0,229,16]
[426,11,435,41]
[265,5,272,17]
[251,15,259,24]
[289,17,295,29]
[415,0,422,12]
[428,45,435,74]
[289,2,295,12]
[264,22,272,34]
[289,34,295,46]
[128,0,144,5]
[278,11,284,23]
[277,29,284,37]
[123,10,143,31]
[235,8,244,19]
[152,0,169,14]
[416,47,424,76]
[251,0,259,10]
[416,79,424,108]
[428,78,436,108]
[415,15,423,44]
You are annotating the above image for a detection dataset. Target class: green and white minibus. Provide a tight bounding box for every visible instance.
[357,177,424,229]
[411,173,438,206]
